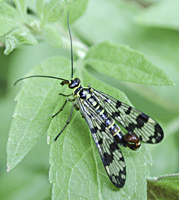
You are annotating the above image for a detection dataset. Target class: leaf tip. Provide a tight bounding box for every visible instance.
[165,79,175,86]
[6,165,10,172]
[47,135,51,144]
[171,82,176,86]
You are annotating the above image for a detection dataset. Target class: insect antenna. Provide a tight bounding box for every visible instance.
[67,10,74,79]
[14,75,68,86]
[14,11,74,86]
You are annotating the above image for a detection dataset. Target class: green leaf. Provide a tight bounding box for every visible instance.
[0,168,51,200]
[0,0,20,19]
[35,0,45,20]
[136,0,179,30]
[4,28,38,55]
[63,0,89,24]
[48,62,152,199]
[7,56,70,171]
[0,0,21,37]
[85,41,174,86]
[13,0,27,20]
[148,174,179,200]
[43,25,62,49]
[36,0,75,23]
[0,16,21,37]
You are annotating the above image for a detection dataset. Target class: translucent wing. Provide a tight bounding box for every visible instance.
[79,99,126,188]
[93,89,164,144]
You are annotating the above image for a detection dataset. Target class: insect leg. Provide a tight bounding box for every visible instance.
[58,93,73,97]
[54,103,75,141]
[52,98,75,118]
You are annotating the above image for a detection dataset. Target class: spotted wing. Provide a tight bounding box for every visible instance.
[79,99,126,188]
[93,89,164,144]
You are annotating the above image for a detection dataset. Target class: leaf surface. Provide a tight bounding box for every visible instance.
[148,174,179,200]
[43,25,62,49]
[13,0,27,20]
[7,56,70,170]
[4,28,38,55]
[136,0,179,30]
[85,41,174,86]
[63,0,89,24]
[36,0,75,23]
[0,0,19,19]
[0,0,21,36]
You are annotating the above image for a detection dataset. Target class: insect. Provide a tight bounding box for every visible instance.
[15,12,164,188]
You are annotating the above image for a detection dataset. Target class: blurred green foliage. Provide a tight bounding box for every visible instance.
[1,0,179,199]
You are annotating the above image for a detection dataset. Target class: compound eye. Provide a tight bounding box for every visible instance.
[69,78,80,88]
[75,78,80,83]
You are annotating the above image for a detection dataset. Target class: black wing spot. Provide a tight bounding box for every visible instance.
[98,138,103,145]
[104,152,113,165]
[136,116,145,128]
[101,122,106,132]
[125,107,132,115]
[91,127,96,133]
[116,101,121,109]
[155,123,163,133]
[128,123,136,132]
[136,113,149,129]
[114,175,126,188]
[154,124,164,142]
[111,112,119,119]
[140,113,149,122]
[110,142,118,152]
